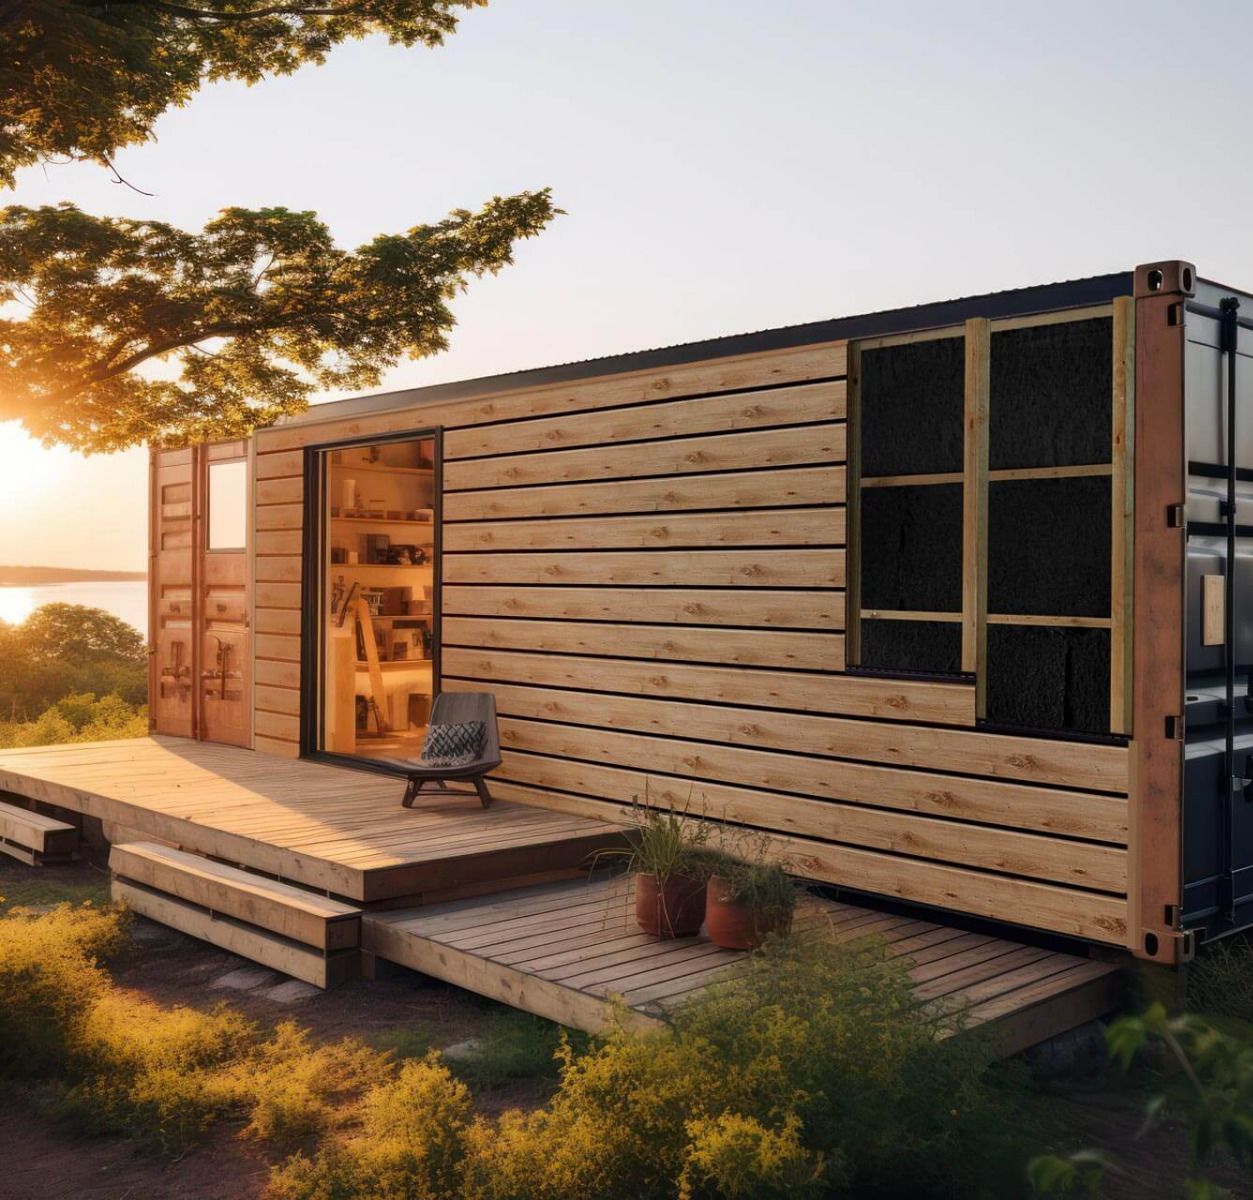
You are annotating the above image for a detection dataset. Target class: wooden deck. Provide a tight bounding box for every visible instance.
[364,875,1123,1055]
[0,737,622,902]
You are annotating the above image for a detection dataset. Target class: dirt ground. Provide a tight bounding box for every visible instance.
[1,859,1247,1199]
[0,859,563,1200]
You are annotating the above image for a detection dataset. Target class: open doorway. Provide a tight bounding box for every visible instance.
[312,432,439,764]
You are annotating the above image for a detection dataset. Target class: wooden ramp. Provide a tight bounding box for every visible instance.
[0,738,623,902]
[363,876,1123,1056]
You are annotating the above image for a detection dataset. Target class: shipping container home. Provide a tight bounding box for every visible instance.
[130,259,1248,970]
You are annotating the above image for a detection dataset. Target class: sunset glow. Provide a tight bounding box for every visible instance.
[0,420,69,506]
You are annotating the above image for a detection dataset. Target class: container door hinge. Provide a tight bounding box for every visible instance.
[1165,714,1185,740]
[1167,503,1186,528]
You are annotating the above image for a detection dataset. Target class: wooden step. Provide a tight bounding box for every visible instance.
[0,797,77,865]
[112,878,358,989]
[110,842,360,951]
[109,842,362,988]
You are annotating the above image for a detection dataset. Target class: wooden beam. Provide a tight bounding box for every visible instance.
[1110,295,1136,734]
[962,318,991,696]
[1128,262,1190,963]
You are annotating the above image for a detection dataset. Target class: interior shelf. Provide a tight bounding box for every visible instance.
[355,659,433,670]
[332,515,434,526]
[328,462,434,477]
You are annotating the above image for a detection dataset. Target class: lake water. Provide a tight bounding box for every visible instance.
[0,579,148,637]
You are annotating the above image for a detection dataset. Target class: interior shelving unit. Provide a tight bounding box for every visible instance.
[321,438,437,762]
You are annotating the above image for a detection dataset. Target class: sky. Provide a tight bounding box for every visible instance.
[2,0,1251,570]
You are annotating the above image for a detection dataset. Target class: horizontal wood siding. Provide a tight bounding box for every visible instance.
[248,337,1131,948]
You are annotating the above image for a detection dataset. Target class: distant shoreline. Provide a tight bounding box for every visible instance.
[0,566,147,585]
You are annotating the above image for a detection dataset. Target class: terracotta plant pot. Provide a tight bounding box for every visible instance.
[634,871,706,938]
[705,875,793,950]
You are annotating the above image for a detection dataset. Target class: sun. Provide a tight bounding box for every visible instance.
[0,420,70,505]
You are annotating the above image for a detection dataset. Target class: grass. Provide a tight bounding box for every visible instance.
[446,1010,587,1091]
[0,860,111,912]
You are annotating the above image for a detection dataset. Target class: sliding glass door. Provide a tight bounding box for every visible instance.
[312,431,439,764]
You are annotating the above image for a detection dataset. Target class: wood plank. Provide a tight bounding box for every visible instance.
[1129,264,1187,964]
[489,782,1129,944]
[256,555,302,583]
[963,318,990,682]
[443,549,843,588]
[0,798,78,854]
[254,735,300,758]
[109,842,360,950]
[256,450,305,479]
[492,714,1126,842]
[112,879,355,988]
[255,685,301,716]
[444,466,845,522]
[255,659,301,689]
[443,425,846,491]
[443,617,844,671]
[255,608,302,636]
[256,476,304,506]
[255,582,303,609]
[255,711,301,741]
[445,379,845,459]
[255,633,301,662]
[443,507,844,552]
[491,742,1127,890]
[442,586,842,630]
[443,648,973,725]
[256,504,304,531]
[259,342,848,454]
[1110,295,1135,733]
[363,910,659,1034]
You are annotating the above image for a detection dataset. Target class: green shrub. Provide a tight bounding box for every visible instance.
[678,1112,827,1200]
[1188,934,1253,1023]
[0,902,127,1078]
[268,1055,474,1200]
[64,991,257,1148]
[236,1021,390,1149]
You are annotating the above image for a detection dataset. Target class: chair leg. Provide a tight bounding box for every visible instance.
[472,775,493,809]
[401,777,422,809]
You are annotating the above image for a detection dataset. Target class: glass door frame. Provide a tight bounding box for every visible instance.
[299,424,444,775]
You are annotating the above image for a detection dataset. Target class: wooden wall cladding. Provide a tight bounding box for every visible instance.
[249,337,1131,948]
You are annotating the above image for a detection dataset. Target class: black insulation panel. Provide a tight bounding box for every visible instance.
[860,337,965,476]
[985,625,1110,735]
[860,620,962,675]
[989,317,1113,469]
[988,476,1111,617]
[860,483,963,612]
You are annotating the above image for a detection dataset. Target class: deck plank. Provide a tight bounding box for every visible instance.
[361,876,1123,1053]
[0,737,623,902]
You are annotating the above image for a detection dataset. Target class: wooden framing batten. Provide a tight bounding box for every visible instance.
[1110,296,1135,735]
[962,318,991,698]
[844,342,863,666]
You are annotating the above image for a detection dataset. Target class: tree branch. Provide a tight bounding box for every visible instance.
[89,0,377,20]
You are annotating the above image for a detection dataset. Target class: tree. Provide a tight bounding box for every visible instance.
[0,1,483,185]
[18,603,146,663]
[0,193,557,450]
[0,604,149,718]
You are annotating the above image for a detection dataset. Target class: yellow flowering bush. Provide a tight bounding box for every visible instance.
[0,901,127,1077]
[268,1055,475,1200]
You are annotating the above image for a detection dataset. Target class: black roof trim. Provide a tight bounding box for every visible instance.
[285,270,1135,426]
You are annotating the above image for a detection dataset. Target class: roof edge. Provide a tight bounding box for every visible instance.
[282,270,1135,427]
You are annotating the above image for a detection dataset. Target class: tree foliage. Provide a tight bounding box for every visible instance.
[0,0,484,185]
[0,193,557,450]
[0,603,148,717]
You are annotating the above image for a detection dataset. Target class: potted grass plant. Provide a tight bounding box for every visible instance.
[606,800,712,938]
[705,845,797,950]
